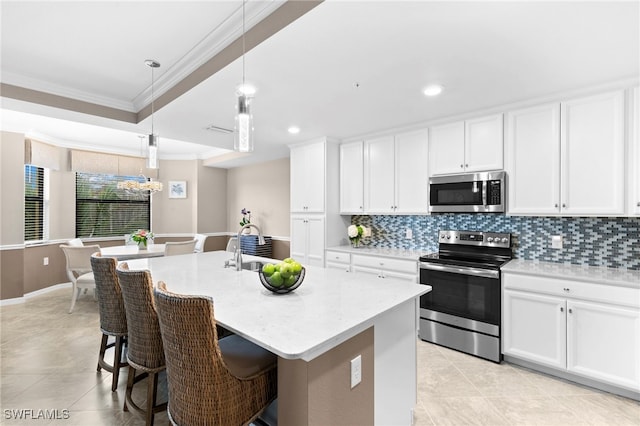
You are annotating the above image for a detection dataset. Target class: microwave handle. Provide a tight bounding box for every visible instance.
[482,180,487,206]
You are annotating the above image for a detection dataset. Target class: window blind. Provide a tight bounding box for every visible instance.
[76,173,151,238]
[25,165,45,241]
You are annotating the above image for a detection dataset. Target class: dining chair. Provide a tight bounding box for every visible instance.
[163,240,197,256]
[90,253,128,392]
[116,263,167,426]
[60,243,100,313]
[193,233,207,253]
[153,281,277,426]
[225,236,238,252]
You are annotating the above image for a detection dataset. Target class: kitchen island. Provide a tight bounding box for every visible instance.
[125,250,430,425]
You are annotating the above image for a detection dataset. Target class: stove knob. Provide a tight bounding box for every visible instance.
[487,237,494,242]
[501,237,509,243]
[446,235,451,239]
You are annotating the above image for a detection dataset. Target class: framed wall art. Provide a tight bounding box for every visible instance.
[168,181,187,199]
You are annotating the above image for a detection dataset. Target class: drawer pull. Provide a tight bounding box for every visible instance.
[563,288,570,292]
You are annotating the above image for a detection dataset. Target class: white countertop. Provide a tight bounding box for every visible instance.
[502,259,640,289]
[124,251,430,361]
[326,245,432,260]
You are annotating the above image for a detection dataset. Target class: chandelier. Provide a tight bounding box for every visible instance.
[117,175,163,193]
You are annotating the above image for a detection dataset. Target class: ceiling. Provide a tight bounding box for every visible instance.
[1,1,638,168]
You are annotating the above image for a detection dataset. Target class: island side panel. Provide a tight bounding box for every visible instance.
[278,327,374,426]
[374,298,419,425]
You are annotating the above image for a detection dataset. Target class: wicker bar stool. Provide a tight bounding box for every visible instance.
[154,281,277,426]
[90,253,128,392]
[116,263,167,426]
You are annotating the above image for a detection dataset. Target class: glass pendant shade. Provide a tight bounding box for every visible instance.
[234,93,254,153]
[147,134,159,169]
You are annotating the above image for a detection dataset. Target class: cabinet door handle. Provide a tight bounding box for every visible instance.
[560,307,564,312]
[562,203,566,208]
[465,164,469,168]
[637,201,640,207]
[563,288,570,292]
[554,203,558,208]
[460,164,464,169]
[569,308,573,314]
[360,206,363,210]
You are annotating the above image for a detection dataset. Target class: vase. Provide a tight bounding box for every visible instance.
[351,239,360,248]
[137,241,148,250]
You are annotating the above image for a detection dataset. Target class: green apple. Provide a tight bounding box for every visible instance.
[268,271,283,287]
[291,262,302,274]
[262,263,275,277]
[284,274,297,288]
[283,257,295,264]
[280,263,293,279]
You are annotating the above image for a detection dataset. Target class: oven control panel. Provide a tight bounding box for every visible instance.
[439,230,511,248]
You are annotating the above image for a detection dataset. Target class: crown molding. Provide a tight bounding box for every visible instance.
[132,0,286,111]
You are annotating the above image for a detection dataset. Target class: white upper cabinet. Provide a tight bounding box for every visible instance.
[506,103,561,214]
[561,90,625,215]
[506,90,626,216]
[429,114,503,175]
[394,129,429,213]
[429,121,465,175]
[365,136,396,213]
[363,130,429,214]
[290,141,325,213]
[464,114,504,172]
[340,142,364,214]
[631,86,640,215]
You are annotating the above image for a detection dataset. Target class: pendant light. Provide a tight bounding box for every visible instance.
[145,59,161,168]
[234,0,254,153]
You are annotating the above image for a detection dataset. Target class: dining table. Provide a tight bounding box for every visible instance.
[124,250,429,425]
[100,243,166,260]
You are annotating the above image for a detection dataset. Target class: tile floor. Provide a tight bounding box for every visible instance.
[1,288,638,425]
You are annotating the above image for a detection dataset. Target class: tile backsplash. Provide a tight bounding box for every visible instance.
[351,214,640,270]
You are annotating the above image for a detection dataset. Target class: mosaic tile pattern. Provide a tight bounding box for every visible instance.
[351,214,640,270]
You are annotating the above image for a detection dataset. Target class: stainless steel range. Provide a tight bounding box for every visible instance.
[418,230,513,363]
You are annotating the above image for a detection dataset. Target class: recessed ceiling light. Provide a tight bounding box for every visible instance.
[288,126,300,134]
[423,85,443,97]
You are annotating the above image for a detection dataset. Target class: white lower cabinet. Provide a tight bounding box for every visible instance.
[351,254,417,282]
[325,250,351,272]
[503,273,640,392]
[290,216,325,267]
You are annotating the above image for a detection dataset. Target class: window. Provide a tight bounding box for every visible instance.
[25,165,47,241]
[76,173,151,238]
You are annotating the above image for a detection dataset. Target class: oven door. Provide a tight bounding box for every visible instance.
[419,262,501,327]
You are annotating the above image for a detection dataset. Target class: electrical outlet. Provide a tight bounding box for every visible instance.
[350,355,362,389]
[43,257,49,266]
[405,228,413,239]
[551,235,563,249]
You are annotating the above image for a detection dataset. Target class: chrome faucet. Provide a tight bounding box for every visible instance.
[228,223,266,271]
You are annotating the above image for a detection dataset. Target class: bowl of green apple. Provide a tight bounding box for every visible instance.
[258,258,305,294]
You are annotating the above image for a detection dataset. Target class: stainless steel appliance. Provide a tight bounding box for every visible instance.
[429,171,506,213]
[419,230,512,363]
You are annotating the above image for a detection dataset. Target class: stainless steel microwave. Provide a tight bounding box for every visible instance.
[429,171,506,213]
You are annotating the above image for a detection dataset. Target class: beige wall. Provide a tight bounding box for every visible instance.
[226,157,290,237]
[1,131,26,245]
[197,162,228,233]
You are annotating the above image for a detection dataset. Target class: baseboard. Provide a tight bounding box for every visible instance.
[504,355,640,401]
[0,282,71,307]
